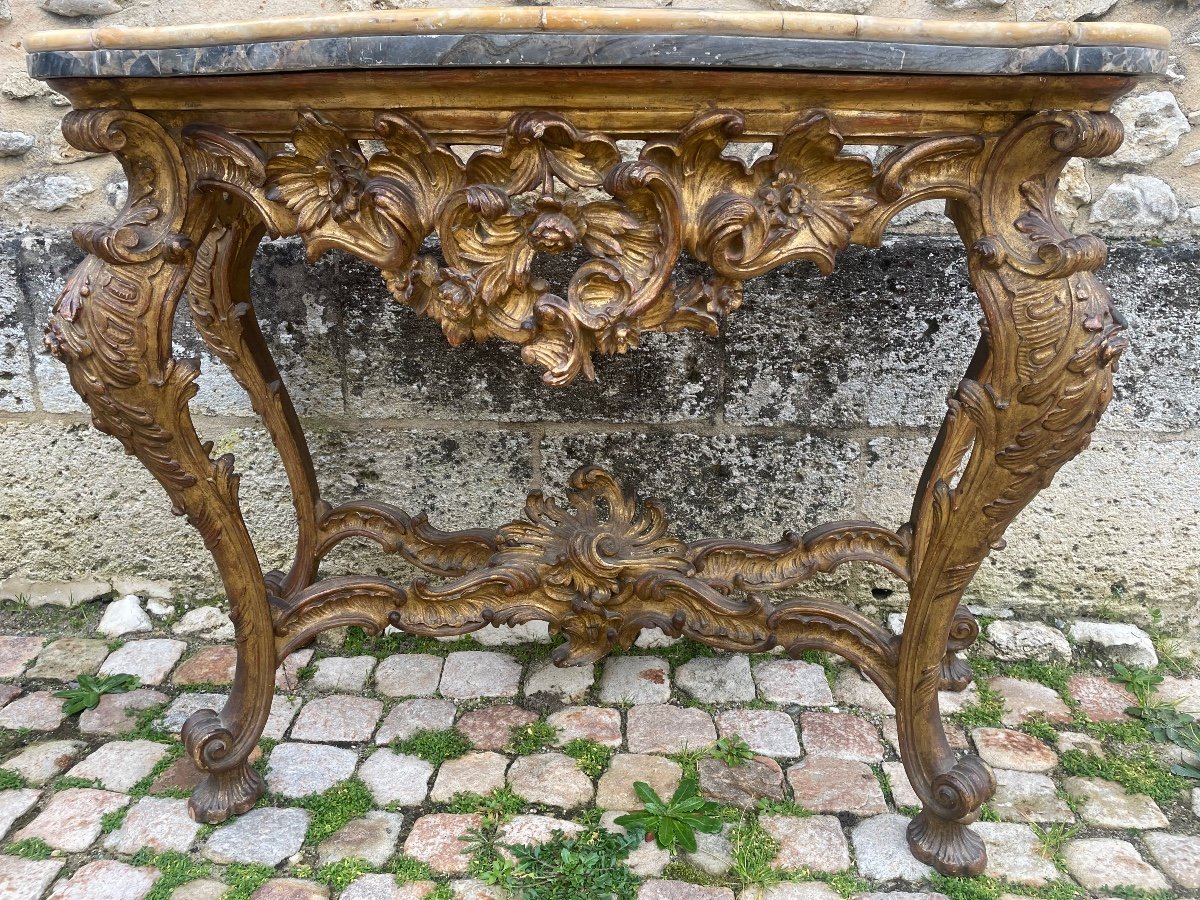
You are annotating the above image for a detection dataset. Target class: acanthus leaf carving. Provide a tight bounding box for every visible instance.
[187,107,969,386]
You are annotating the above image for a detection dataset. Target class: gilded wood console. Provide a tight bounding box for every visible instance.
[27,7,1168,877]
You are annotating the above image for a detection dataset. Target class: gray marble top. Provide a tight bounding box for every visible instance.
[27,31,1166,80]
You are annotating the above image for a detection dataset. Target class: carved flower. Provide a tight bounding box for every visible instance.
[528,206,580,254]
[753,129,875,256]
[266,111,371,232]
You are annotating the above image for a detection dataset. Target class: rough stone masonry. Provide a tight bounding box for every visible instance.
[0,1,1197,640]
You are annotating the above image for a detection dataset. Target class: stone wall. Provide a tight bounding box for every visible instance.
[0,0,1197,637]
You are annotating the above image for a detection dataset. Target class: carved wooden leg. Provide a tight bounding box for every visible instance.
[45,110,278,823]
[187,200,323,598]
[896,109,1127,875]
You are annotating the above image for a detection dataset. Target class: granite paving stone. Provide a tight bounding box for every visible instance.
[376,698,457,745]
[97,638,186,686]
[1063,837,1170,892]
[374,654,444,698]
[251,879,329,899]
[342,875,437,900]
[172,607,235,642]
[639,882,735,900]
[79,688,168,736]
[431,751,510,803]
[26,638,109,681]
[0,856,63,900]
[45,860,157,900]
[14,788,129,852]
[985,620,1072,663]
[203,807,310,865]
[67,739,169,792]
[850,815,931,883]
[881,762,921,809]
[0,636,44,678]
[439,651,522,699]
[596,754,683,810]
[317,811,404,867]
[0,686,19,709]
[991,769,1075,823]
[752,660,834,706]
[675,656,756,703]
[172,645,238,686]
[358,749,434,806]
[548,706,623,747]
[1154,675,1200,715]
[1064,775,1170,828]
[737,885,841,900]
[267,742,359,797]
[0,691,64,731]
[760,814,850,873]
[1,740,83,785]
[832,669,893,714]
[291,695,383,743]
[972,822,1060,886]
[276,648,315,692]
[455,704,538,750]
[160,692,227,733]
[988,677,1072,726]
[524,660,594,700]
[103,796,201,854]
[627,704,717,754]
[599,657,671,705]
[971,728,1058,772]
[402,813,482,874]
[263,693,303,741]
[786,757,887,816]
[800,712,883,763]
[1143,831,1200,890]
[697,756,785,810]
[507,752,595,808]
[1067,674,1135,721]
[715,709,800,758]
[496,814,584,850]
[310,655,377,692]
[683,827,735,876]
[0,789,40,841]
[172,880,230,900]
[1055,731,1104,756]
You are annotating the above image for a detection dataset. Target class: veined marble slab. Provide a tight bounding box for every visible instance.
[27,32,1166,80]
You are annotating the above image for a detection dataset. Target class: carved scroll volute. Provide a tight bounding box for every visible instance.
[644,110,877,278]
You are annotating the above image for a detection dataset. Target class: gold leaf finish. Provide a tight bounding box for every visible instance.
[42,70,1134,879]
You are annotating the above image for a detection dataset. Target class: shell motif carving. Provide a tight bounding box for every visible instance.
[257,108,880,384]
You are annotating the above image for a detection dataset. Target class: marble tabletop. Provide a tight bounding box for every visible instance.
[26,7,1169,79]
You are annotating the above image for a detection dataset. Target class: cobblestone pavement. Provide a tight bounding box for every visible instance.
[0,596,1196,900]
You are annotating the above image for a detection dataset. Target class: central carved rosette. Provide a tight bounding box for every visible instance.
[496,466,692,609]
[253,107,880,384]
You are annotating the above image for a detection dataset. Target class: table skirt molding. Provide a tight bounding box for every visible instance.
[42,101,1128,877]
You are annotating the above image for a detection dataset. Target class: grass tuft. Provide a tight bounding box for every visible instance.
[390,729,472,766]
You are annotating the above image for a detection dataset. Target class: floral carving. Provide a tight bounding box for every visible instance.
[254,107,882,384]
[644,111,877,277]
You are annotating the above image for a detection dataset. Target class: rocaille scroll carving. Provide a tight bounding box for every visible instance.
[184,108,906,385]
[275,465,907,701]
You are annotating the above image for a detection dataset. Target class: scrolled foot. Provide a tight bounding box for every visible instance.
[182,708,265,824]
[907,808,988,876]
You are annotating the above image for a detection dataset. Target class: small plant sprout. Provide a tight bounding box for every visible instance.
[708,735,755,768]
[54,673,141,715]
[614,779,723,853]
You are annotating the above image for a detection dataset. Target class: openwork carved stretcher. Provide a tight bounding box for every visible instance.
[27,6,1167,877]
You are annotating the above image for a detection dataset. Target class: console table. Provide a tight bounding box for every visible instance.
[27,7,1166,877]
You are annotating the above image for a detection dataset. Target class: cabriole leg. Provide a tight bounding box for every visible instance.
[45,109,278,823]
[896,109,1127,875]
